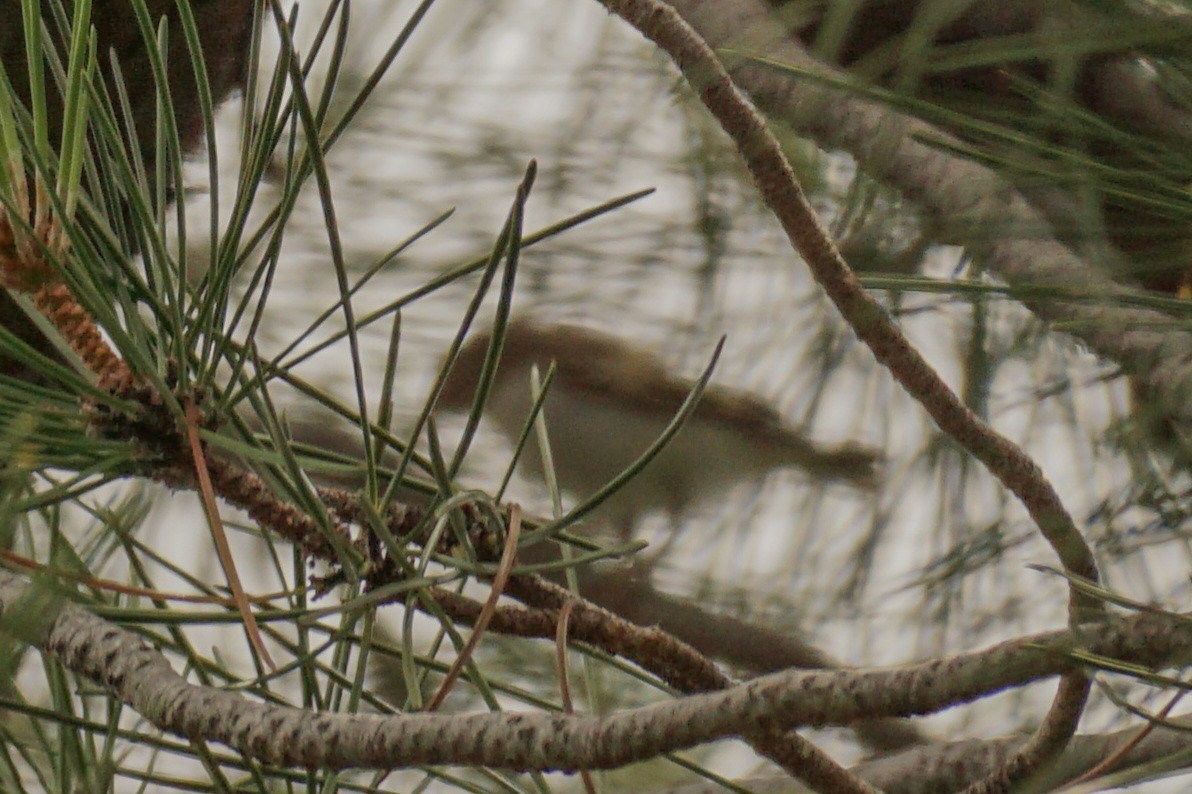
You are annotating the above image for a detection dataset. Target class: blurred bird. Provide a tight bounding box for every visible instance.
[436,320,880,537]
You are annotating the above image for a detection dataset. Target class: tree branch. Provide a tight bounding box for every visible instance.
[669,0,1192,432]
[6,565,1191,772]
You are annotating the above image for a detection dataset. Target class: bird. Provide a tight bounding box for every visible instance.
[436,320,880,537]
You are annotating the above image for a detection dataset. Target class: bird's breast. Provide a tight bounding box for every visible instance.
[484,374,778,517]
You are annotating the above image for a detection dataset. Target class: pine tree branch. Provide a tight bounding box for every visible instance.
[669,0,1192,432]
[5,564,1190,773]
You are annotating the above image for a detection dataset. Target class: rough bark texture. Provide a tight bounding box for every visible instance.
[6,562,1192,773]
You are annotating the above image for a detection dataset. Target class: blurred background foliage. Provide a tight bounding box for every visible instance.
[4,0,1192,790]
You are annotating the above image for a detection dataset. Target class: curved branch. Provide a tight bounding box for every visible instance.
[668,716,1192,794]
[602,0,1102,604]
[6,567,1192,773]
[597,1,1102,787]
[671,0,1192,430]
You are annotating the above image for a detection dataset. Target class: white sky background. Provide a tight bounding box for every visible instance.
[126,0,1192,790]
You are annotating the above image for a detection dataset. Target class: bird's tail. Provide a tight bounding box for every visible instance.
[776,434,882,489]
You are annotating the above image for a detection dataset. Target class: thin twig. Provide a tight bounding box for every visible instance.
[554,599,596,794]
[1068,686,1187,786]
[0,550,275,605]
[184,397,276,671]
[426,505,523,710]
